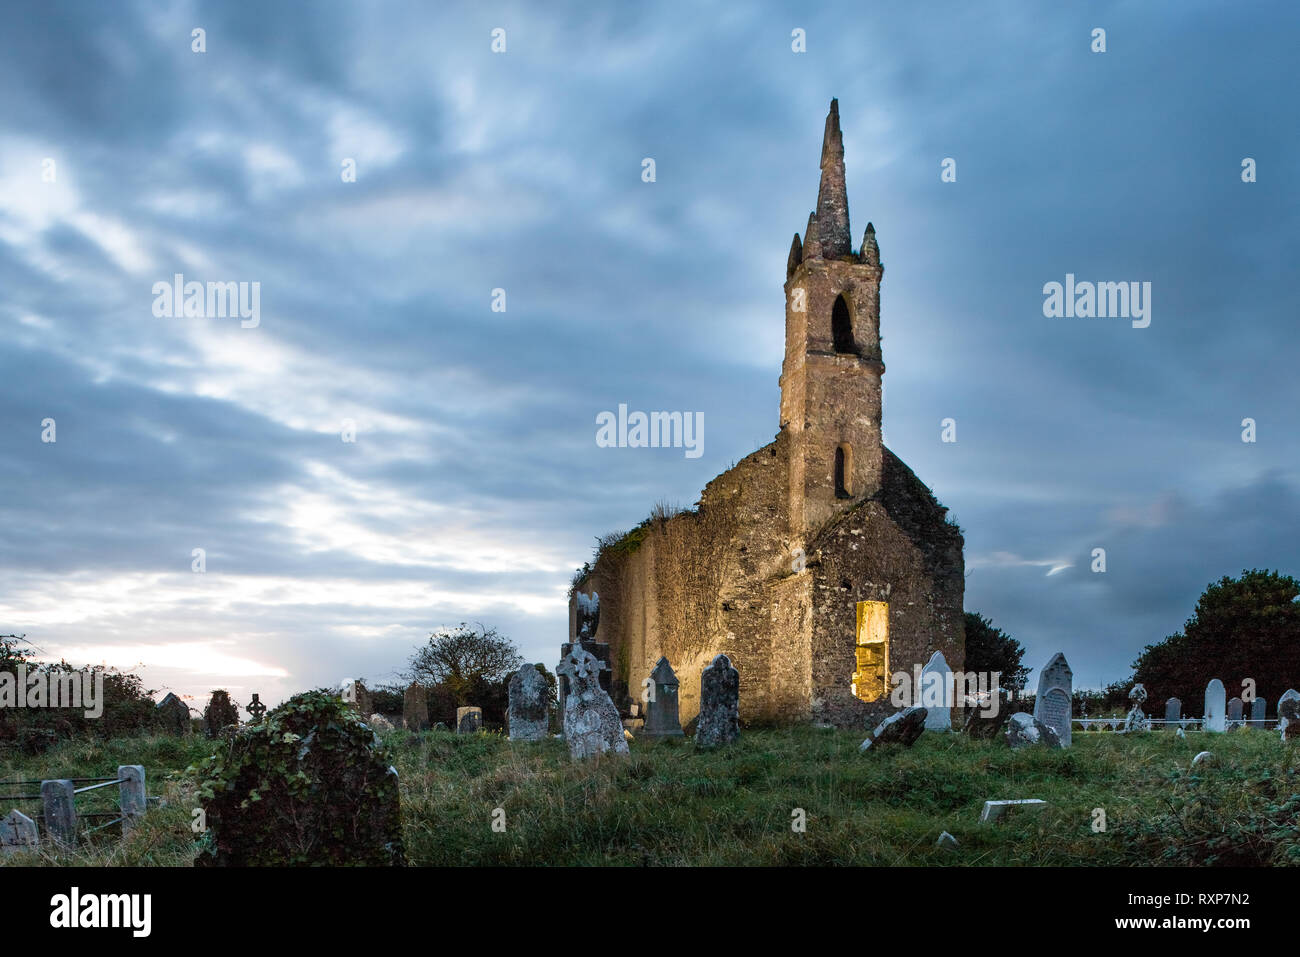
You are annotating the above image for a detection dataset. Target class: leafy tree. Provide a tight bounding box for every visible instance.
[963,612,1030,693]
[1132,568,1300,714]
[405,622,522,706]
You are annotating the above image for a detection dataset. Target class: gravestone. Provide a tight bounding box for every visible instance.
[1203,679,1226,733]
[557,640,613,715]
[980,798,1048,823]
[194,691,404,866]
[1279,692,1300,741]
[860,706,927,751]
[342,680,372,716]
[1227,697,1244,726]
[202,690,240,738]
[0,809,38,854]
[1123,683,1150,732]
[919,651,953,731]
[696,654,740,749]
[156,693,191,735]
[508,663,550,741]
[456,706,483,734]
[1250,697,1267,729]
[640,657,684,739]
[1164,697,1181,724]
[1032,652,1072,747]
[245,693,267,723]
[402,683,428,732]
[1277,690,1300,731]
[1004,712,1061,749]
[368,713,394,732]
[556,644,627,759]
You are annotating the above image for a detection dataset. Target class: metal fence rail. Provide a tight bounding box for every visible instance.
[0,766,148,853]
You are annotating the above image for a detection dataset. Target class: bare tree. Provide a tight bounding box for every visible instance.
[405,622,522,700]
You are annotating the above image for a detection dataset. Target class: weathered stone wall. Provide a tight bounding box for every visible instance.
[808,449,966,727]
[577,439,964,731]
[581,434,802,725]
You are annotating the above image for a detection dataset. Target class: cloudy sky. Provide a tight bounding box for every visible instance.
[1,0,1296,710]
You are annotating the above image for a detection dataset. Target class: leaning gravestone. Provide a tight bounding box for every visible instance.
[195,690,404,866]
[1004,712,1062,749]
[402,683,428,732]
[556,644,627,759]
[507,664,550,741]
[640,657,685,739]
[1227,697,1244,727]
[860,706,927,751]
[1203,679,1226,733]
[456,706,483,734]
[0,810,38,855]
[919,651,953,731]
[1250,697,1267,729]
[156,693,191,735]
[1033,652,1073,747]
[1164,697,1181,725]
[696,654,741,749]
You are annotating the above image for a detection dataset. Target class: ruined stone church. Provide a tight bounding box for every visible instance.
[569,100,965,729]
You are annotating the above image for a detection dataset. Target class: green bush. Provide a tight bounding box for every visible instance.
[191,690,404,866]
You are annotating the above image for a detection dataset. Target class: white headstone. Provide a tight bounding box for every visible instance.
[919,651,953,731]
[1277,689,1300,735]
[1203,679,1226,733]
[1032,652,1072,747]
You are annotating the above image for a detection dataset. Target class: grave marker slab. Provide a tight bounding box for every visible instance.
[640,657,684,739]
[508,664,550,741]
[919,651,953,731]
[556,645,627,759]
[1204,679,1226,733]
[455,706,483,734]
[0,810,38,854]
[403,684,428,732]
[1033,653,1072,747]
[696,654,740,749]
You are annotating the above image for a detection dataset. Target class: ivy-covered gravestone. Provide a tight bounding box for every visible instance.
[202,689,240,738]
[193,691,404,866]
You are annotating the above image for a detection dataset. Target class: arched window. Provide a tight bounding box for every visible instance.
[831,294,855,353]
[834,444,851,498]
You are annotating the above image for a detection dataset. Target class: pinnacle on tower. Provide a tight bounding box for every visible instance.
[802,211,823,260]
[786,232,803,279]
[815,98,851,259]
[860,222,879,266]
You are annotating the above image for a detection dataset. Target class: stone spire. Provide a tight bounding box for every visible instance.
[786,232,803,279]
[815,98,851,259]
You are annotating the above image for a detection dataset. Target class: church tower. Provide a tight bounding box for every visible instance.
[780,99,886,542]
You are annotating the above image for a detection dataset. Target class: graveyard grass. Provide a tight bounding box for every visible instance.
[4,726,1300,866]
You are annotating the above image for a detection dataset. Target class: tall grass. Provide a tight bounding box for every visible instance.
[2,727,1296,866]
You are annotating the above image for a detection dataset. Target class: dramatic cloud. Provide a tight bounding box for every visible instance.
[0,0,1296,707]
